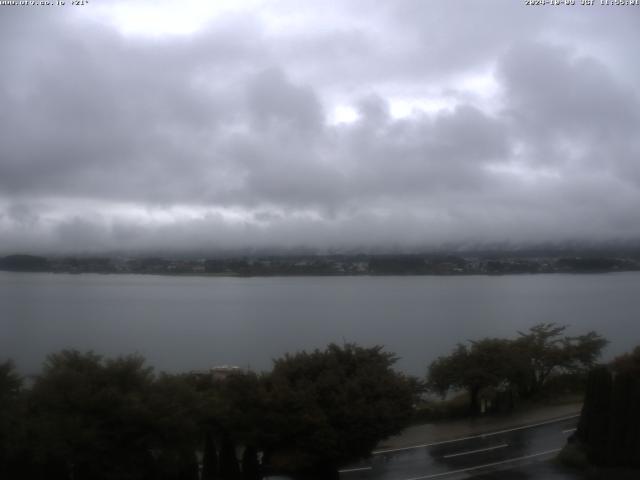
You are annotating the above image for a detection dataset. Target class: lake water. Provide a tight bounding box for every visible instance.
[1,271,639,376]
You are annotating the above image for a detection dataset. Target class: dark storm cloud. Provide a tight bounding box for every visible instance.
[0,9,264,203]
[1,1,640,252]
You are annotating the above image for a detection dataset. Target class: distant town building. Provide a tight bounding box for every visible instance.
[210,365,245,381]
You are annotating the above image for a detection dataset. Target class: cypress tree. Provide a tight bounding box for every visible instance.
[202,432,219,480]
[241,446,260,480]
[608,371,631,465]
[576,366,612,465]
[576,352,640,468]
[219,437,240,479]
[180,450,199,480]
[607,370,640,467]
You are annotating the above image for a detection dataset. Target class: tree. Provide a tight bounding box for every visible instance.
[194,370,266,480]
[260,343,415,478]
[201,431,219,480]
[0,360,24,477]
[607,346,640,467]
[574,366,612,465]
[209,372,267,449]
[427,324,608,415]
[574,346,640,468]
[218,435,240,479]
[24,351,210,480]
[0,360,21,398]
[241,445,260,480]
[514,323,607,398]
[148,373,203,450]
[27,350,158,480]
[428,339,517,415]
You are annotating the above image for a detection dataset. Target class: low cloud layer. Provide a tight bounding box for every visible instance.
[1,1,640,253]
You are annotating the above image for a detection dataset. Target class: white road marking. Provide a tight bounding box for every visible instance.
[401,448,562,480]
[338,466,373,473]
[442,443,508,459]
[562,428,577,434]
[372,414,579,455]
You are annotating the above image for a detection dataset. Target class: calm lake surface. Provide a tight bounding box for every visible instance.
[2,271,640,376]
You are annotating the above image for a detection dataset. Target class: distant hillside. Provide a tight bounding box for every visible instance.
[0,255,50,272]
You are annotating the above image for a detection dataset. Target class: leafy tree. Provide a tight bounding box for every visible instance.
[612,345,640,375]
[261,343,415,478]
[0,360,24,477]
[514,323,607,398]
[0,360,21,398]
[210,372,267,448]
[193,370,266,479]
[24,351,211,479]
[27,350,158,480]
[147,373,203,454]
[428,339,516,415]
[427,323,608,414]
[155,449,199,480]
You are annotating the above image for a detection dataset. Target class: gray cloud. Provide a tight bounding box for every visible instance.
[1,1,640,253]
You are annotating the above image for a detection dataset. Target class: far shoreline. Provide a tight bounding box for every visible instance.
[1,269,638,278]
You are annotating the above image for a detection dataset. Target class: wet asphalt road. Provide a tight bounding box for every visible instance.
[339,415,582,480]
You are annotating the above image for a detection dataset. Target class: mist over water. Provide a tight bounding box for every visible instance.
[2,271,639,377]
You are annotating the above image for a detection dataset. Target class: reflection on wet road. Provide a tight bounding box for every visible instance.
[340,416,583,479]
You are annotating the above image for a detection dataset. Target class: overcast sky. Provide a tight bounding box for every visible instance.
[1,0,639,254]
